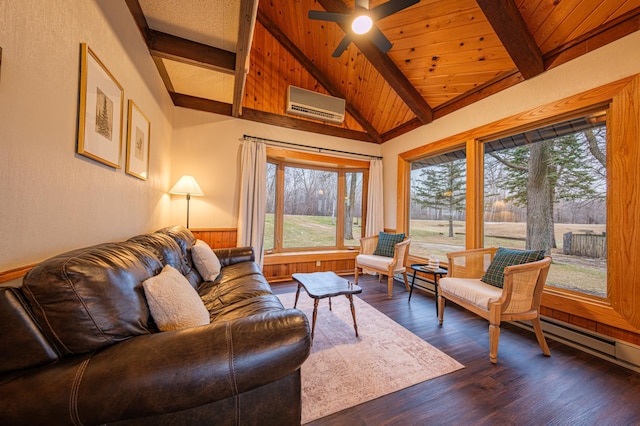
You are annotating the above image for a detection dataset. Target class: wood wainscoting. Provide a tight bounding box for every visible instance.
[190,228,238,249]
[263,251,357,282]
[190,228,357,282]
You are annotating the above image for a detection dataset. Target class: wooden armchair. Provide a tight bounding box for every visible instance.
[354,235,411,299]
[437,247,552,364]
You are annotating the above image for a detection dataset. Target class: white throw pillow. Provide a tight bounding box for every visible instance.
[143,265,210,331]
[191,239,221,282]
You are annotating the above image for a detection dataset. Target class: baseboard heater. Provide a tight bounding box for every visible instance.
[514,317,640,373]
[406,274,640,373]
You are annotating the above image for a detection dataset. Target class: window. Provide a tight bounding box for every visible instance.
[283,166,338,248]
[409,148,467,261]
[483,112,607,298]
[344,171,364,247]
[265,158,367,252]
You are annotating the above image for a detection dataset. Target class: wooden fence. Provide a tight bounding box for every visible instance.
[563,232,607,258]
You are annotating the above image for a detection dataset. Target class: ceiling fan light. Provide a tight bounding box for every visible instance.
[352,15,373,34]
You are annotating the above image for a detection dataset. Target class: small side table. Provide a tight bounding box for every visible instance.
[409,264,448,316]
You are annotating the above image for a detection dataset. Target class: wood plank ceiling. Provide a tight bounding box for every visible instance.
[125,0,640,144]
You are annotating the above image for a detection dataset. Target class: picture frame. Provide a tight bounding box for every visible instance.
[77,43,123,168]
[125,100,150,180]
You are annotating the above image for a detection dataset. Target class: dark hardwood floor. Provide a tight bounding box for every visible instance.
[271,275,640,426]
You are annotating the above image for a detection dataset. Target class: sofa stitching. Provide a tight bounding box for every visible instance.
[225,321,241,424]
[69,355,92,426]
[227,321,238,394]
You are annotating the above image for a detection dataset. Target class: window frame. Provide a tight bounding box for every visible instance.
[397,75,640,334]
[265,147,369,254]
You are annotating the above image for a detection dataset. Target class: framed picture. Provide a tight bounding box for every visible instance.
[77,43,123,168]
[125,100,150,180]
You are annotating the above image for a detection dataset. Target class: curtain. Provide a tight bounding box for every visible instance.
[365,159,384,237]
[237,141,267,269]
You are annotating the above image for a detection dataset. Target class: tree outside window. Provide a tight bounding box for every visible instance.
[409,150,467,260]
[484,112,607,297]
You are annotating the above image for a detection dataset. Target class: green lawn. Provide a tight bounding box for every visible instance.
[264,215,606,298]
[409,219,606,297]
[264,213,361,249]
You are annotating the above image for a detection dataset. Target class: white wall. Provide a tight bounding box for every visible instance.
[0,0,174,270]
[381,31,640,229]
[171,108,382,228]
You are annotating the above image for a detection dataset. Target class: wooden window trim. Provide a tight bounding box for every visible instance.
[266,147,370,254]
[398,74,640,333]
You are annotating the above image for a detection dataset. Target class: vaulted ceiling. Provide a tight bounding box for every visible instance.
[125,0,640,144]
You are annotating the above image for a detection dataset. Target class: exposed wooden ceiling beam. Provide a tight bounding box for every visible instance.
[476,0,544,79]
[233,0,258,117]
[316,0,433,125]
[124,0,235,74]
[171,93,234,116]
[147,30,236,74]
[257,9,382,143]
[241,108,376,143]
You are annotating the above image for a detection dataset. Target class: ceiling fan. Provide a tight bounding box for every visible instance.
[308,0,420,57]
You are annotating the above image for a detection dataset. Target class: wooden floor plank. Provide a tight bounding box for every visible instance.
[272,275,640,425]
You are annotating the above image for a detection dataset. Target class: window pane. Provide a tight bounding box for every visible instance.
[343,171,363,247]
[283,166,337,248]
[483,112,607,298]
[410,150,467,262]
[264,162,277,251]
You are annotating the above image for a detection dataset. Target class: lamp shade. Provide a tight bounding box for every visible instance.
[169,176,204,196]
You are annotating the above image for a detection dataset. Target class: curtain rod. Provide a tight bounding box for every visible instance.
[242,135,382,160]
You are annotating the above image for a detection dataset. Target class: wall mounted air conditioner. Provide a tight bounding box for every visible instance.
[286,85,345,124]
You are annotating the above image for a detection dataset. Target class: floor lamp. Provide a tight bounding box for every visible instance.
[169,175,204,228]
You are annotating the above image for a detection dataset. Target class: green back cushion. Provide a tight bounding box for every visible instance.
[481,247,545,288]
[373,232,406,257]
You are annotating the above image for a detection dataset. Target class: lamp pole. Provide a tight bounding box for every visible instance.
[186,193,191,228]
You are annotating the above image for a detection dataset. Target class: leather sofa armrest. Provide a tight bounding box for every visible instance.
[0,309,311,425]
[213,246,255,267]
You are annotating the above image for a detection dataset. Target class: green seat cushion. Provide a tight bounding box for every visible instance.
[373,232,406,258]
[481,247,545,288]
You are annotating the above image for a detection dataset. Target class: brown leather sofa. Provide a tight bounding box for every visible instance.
[0,225,311,425]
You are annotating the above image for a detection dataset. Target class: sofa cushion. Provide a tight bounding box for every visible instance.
[356,254,394,270]
[192,240,221,282]
[481,247,546,288]
[373,232,405,257]
[0,287,59,373]
[210,294,285,322]
[22,242,162,355]
[143,265,210,331]
[200,262,273,316]
[439,277,503,310]
[128,233,191,279]
[155,226,202,288]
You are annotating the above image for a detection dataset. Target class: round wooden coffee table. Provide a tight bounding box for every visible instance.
[292,271,362,341]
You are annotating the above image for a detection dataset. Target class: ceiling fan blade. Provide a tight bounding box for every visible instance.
[308,10,351,23]
[332,34,353,58]
[370,0,419,21]
[369,27,393,53]
[355,0,370,10]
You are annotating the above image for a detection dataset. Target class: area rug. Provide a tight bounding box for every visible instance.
[277,292,464,424]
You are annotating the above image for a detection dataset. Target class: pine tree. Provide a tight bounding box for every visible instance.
[412,159,466,237]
